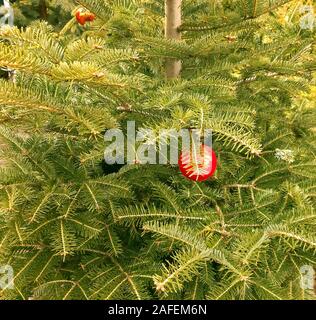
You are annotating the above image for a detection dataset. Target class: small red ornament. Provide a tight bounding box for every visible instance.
[75,9,96,26]
[178,145,217,182]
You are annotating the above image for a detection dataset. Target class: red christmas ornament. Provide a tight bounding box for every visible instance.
[75,9,96,26]
[178,145,217,182]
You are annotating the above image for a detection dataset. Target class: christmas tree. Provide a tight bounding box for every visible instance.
[0,0,315,300]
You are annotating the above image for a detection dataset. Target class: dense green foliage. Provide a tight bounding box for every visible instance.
[0,0,315,300]
[13,0,72,28]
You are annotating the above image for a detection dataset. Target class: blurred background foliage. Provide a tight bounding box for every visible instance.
[12,0,73,28]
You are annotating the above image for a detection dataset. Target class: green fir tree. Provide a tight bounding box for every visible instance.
[0,0,315,300]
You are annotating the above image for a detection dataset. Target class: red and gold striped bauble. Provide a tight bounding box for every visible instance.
[178,145,217,182]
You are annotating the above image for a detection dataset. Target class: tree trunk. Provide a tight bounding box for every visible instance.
[165,0,181,79]
[38,0,48,20]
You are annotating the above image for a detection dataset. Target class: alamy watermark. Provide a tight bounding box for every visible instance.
[300,5,315,30]
[104,121,213,165]
[300,265,314,290]
[0,265,14,290]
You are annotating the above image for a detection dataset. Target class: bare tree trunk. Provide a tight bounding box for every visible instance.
[39,0,48,20]
[165,0,181,79]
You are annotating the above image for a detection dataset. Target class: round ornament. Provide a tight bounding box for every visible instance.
[178,145,217,182]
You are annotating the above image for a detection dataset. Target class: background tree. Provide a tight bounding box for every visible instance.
[13,0,72,27]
